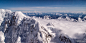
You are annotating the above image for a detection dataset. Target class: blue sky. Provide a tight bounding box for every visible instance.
[0,0,86,13]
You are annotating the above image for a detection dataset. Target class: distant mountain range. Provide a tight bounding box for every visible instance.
[24,12,86,22]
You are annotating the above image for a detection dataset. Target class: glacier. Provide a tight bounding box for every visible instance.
[0,9,86,43]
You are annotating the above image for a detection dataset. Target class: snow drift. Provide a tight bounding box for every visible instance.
[0,9,86,43]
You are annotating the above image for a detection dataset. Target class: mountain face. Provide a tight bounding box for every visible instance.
[0,9,54,43]
[0,9,86,43]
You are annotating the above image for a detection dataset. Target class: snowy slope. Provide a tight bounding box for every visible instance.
[0,9,86,43]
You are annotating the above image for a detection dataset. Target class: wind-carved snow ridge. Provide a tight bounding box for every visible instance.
[0,9,86,43]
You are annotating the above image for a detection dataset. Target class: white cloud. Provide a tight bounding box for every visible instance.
[9,7,62,10]
[9,7,86,13]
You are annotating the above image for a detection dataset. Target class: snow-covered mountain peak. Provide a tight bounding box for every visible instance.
[0,9,27,26]
[0,9,5,12]
[0,9,12,13]
[0,9,12,26]
[14,11,26,16]
[12,11,27,24]
[84,16,86,18]
[0,9,12,17]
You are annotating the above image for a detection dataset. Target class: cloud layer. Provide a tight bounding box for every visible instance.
[9,7,86,13]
